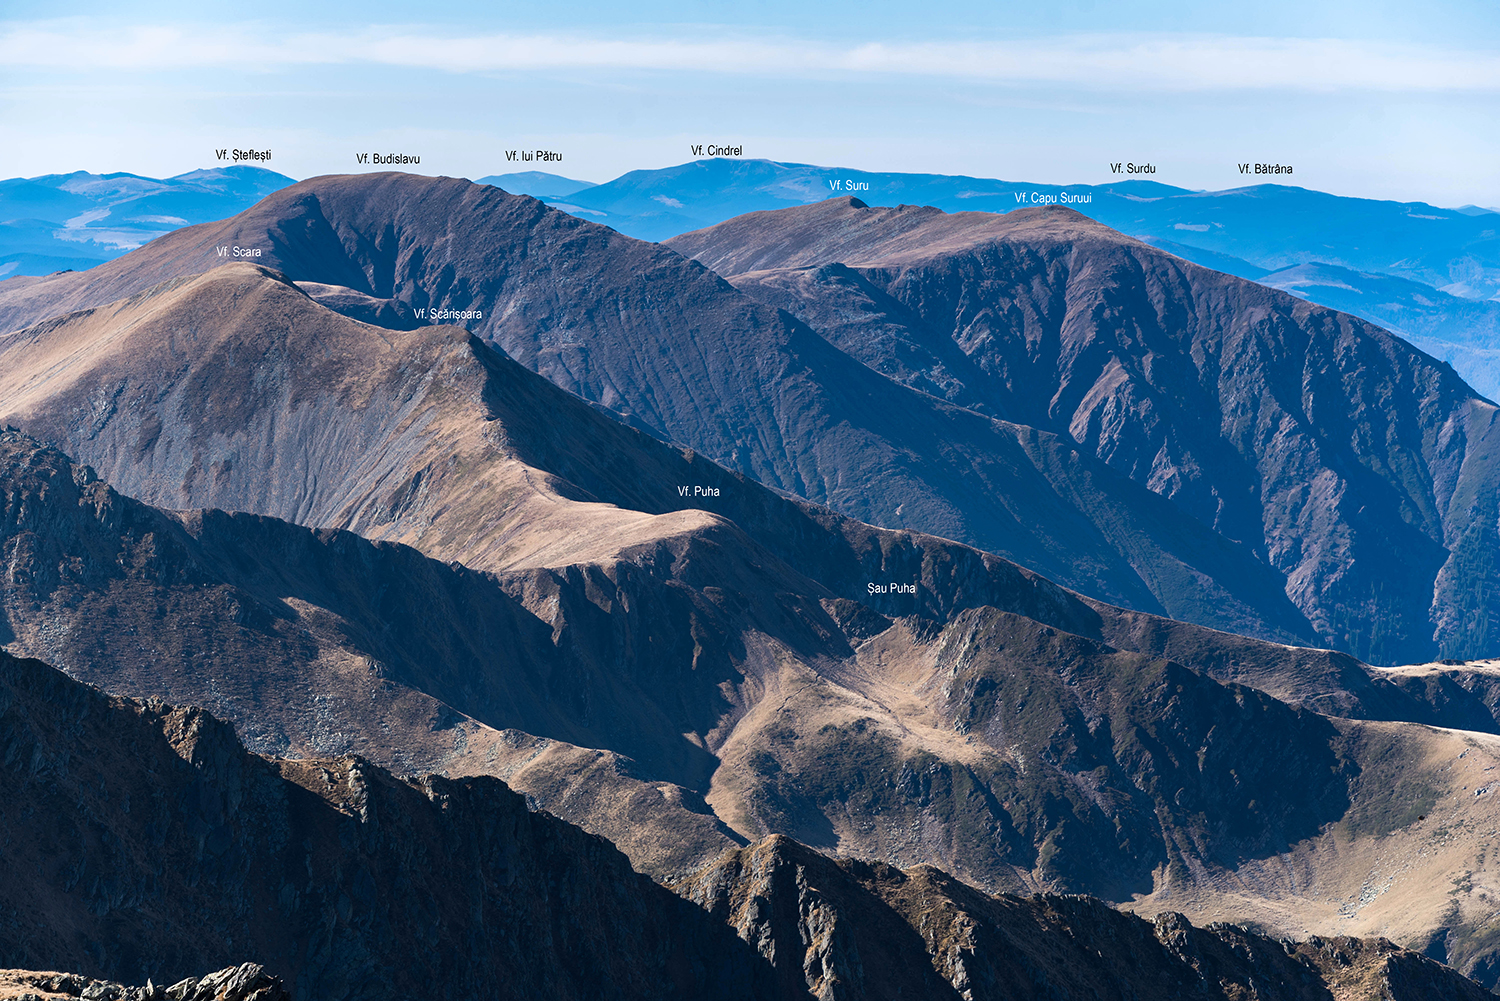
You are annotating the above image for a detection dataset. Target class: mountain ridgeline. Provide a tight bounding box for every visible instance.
[666,197,1500,665]
[2,261,1500,984]
[476,159,1500,302]
[2,649,1493,1001]
[3,172,1499,661]
[0,173,1332,648]
[4,173,1500,993]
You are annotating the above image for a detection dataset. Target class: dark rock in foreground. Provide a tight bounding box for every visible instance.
[0,650,1490,1000]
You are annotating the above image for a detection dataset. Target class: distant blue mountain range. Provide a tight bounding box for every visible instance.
[0,166,295,279]
[476,170,598,199]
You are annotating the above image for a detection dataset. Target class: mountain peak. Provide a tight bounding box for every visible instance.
[666,197,1125,275]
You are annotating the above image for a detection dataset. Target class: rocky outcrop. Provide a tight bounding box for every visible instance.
[3,425,1500,975]
[674,835,1495,1000]
[2,255,1499,977]
[6,176,1500,660]
[0,265,1465,726]
[1,651,1491,1001]
[0,964,288,1001]
[0,649,781,1000]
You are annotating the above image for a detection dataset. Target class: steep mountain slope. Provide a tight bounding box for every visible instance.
[0,210,1329,642]
[675,835,1497,1001]
[0,266,1459,725]
[0,650,781,1001]
[1258,262,1500,401]
[5,412,1500,978]
[667,198,1500,664]
[12,158,1494,299]
[0,385,1378,885]
[2,650,1491,1001]
[5,249,1500,972]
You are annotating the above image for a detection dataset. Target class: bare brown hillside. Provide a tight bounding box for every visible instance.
[668,197,1500,664]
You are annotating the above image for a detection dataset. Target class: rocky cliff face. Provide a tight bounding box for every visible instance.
[0,649,781,1000]
[673,835,1495,1001]
[6,177,1499,661]
[0,267,1462,725]
[4,210,1500,983]
[667,198,1500,665]
[0,964,289,1001]
[1,651,1490,1001]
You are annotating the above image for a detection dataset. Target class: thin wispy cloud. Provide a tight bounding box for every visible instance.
[3,21,1498,92]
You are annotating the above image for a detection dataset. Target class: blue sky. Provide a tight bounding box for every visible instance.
[2,1,1497,205]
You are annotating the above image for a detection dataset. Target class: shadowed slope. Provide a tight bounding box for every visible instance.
[7,430,1500,983]
[668,198,1500,664]
[5,260,1500,975]
[0,266,1424,713]
[0,650,784,1001]
[674,835,1496,1001]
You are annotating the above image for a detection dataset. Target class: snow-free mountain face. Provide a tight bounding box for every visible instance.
[13,158,1495,300]
[669,196,1500,665]
[0,174,1334,646]
[6,172,1499,664]
[536,158,1500,298]
[7,648,1485,1000]
[528,159,1500,393]
[5,266,1500,985]
[0,165,295,278]
[8,158,1495,394]
[5,175,1500,991]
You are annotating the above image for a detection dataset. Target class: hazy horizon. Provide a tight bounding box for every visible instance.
[2,0,1496,206]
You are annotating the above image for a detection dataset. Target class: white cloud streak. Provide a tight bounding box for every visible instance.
[2,22,1498,92]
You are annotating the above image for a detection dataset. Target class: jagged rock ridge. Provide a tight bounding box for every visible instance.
[1,198,1499,981]
[1,651,1491,1001]
[0,649,778,1000]
[5,419,1500,983]
[0,963,288,1001]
